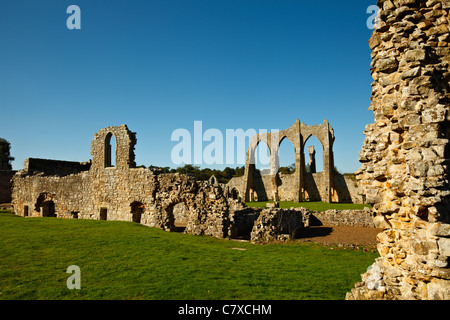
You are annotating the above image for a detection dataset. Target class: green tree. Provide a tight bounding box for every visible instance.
[0,138,14,170]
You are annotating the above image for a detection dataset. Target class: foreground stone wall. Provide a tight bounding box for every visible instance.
[349,0,450,300]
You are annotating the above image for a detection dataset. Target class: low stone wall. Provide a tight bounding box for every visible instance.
[309,209,376,228]
[242,206,376,243]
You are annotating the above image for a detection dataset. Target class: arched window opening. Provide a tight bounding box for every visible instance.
[304,136,323,173]
[277,137,296,174]
[253,141,271,175]
[231,188,240,201]
[105,132,116,168]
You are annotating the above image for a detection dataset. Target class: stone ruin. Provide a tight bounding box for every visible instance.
[12,125,232,238]
[347,0,450,300]
[10,124,375,244]
[226,119,362,205]
[7,0,450,300]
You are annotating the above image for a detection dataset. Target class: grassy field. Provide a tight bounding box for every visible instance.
[0,211,378,300]
[245,201,372,212]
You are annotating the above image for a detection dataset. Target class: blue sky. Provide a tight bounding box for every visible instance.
[1,0,376,173]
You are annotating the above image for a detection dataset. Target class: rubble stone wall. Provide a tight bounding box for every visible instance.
[250,208,305,242]
[11,125,231,239]
[311,209,375,228]
[348,0,450,300]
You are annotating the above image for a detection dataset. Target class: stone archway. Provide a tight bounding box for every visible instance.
[35,193,56,217]
[242,119,335,203]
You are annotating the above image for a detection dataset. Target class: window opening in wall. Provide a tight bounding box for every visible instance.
[253,141,271,175]
[105,132,116,168]
[100,208,107,220]
[303,136,323,173]
[231,188,240,201]
[24,205,29,217]
[71,211,79,219]
[277,137,296,174]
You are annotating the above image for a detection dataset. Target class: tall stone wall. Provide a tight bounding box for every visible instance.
[349,0,450,300]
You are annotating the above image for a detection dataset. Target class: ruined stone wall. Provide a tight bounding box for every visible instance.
[310,209,375,228]
[12,125,232,239]
[229,171,361,204]
[349,0,450,300]
[24,158,91,176]
[250,208,305,242]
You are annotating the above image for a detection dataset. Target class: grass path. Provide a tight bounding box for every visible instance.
[0,212,378,300]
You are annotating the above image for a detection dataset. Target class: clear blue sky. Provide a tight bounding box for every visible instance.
[1,0,376,173]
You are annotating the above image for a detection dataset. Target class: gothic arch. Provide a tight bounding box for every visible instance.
[242,119,335,203]
[90,125,137,170]
[104,132,116,168]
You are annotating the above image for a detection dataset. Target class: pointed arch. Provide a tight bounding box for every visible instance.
[303,135,324,173]
[104,132,116,168]
[277,136,296,174]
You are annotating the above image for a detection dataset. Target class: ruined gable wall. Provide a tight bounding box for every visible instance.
[348,0,450,300]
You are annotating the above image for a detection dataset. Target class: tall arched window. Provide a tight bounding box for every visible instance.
[105,132,116,168]
[278,137,296,174]
[304,135,323,173]
[253,140,271,175]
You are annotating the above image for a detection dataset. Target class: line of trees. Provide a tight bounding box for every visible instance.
[143,163,342,183]
[147,164,246,184]
[0,138,14,170]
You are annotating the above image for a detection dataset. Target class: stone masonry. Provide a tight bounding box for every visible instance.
[226,119,363,205]
[11,125,232,238]
[11,124,378,244]
[348,0,450,299]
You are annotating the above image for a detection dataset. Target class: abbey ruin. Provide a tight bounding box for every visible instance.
[10,124,373,243]
[227,119,361,204]
[4,0,450,301]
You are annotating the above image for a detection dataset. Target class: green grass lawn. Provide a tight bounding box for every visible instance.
[0,211,378,300]
[245,201,372,212]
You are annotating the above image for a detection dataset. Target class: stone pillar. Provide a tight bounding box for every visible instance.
[348,0,450,300]
[322,120,333,204]
[308,145,316,173]
[295,119,303,203]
